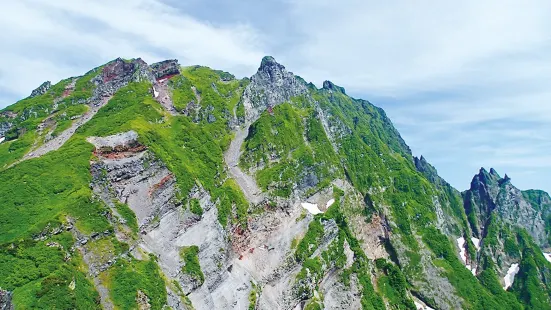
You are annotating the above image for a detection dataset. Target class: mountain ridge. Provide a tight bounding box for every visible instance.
[0,56,550,310]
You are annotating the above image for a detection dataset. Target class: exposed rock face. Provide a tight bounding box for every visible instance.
[241,56,308,122]
[151,59,180,80]
[0,289,13,310]
[87,130,140,151]
[29,81,51,98]
[91,58,155,101]
[0,122,12,138]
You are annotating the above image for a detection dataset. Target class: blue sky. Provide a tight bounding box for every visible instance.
[1,0,550,193]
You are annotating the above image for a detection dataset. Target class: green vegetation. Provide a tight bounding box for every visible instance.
[0,234,100,309]
[422,227,523,309]
[104,255,167,310]
[241,102,340,197]
[180,246,204,285]
[214,179,249,228]
[295,219,325,261]
[51,104,88,138]
[248,281,258,310]
[511,231,551,309]
[375,259,416,309]
[189,198,203,217]
[115,201,139,235]
[304,300,323,310]
[0,68,100,168]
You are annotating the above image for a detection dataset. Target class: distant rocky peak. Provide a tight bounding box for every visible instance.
[498,174,511,186]
[472,167,501,188]
[253,56,293,84]
[29,81,51,98]
[259,56,283,71]
[414,155,439,184]
[465,167,551,248]
[241,56,308,122]
[322,80,346,94]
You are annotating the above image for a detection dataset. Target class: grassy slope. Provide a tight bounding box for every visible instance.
[0,68,100,169]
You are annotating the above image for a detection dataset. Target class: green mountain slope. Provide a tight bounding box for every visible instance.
[0,56,549,310]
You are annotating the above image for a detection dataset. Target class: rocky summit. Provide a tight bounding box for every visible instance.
[0,56,550,310]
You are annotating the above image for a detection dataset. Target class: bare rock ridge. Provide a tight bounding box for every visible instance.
[29,81,52,98]
[242,56,308,122]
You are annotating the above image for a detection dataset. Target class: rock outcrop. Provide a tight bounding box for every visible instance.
[322,80,346,94]
[241,56,308,123]
[151,59,180,81]
[29,81,51,98]
[464,168,550,247]
[0,289,12,310]
[91,58,155,101]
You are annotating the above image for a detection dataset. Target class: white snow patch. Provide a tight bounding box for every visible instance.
[457,237,477,274]
[544,253,551,263]
[503,263,520,290]
[414,301,435,310]
[153,88,159,98]
[457,237,467,264]
[301,202,323,215]
[471,237,481,251]
[0,136,5,144]
[326,198,335,208]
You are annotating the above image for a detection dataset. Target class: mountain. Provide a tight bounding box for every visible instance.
[0,56,550,310]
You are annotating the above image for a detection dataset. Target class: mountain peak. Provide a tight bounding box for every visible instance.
[322,80,346,94]
[242,56,307,122]
[259,56,284,71]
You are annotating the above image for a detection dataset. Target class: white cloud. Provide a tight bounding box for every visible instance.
[285,0,551,94]
[0,0,265,105]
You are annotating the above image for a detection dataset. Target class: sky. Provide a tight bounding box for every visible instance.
[1,0,550,193]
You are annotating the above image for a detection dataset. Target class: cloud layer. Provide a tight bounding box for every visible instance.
[1,0,549,192]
